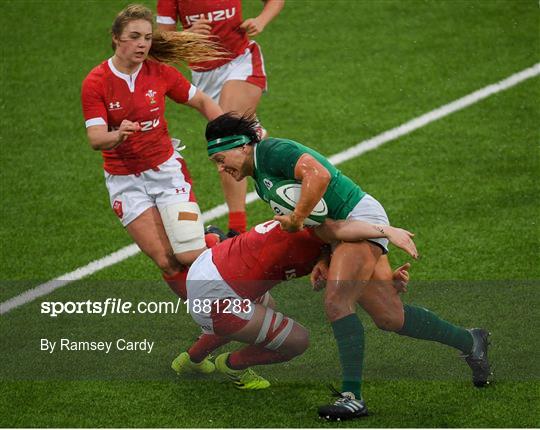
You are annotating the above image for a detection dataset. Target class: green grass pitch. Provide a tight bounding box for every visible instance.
[1,0,539,427]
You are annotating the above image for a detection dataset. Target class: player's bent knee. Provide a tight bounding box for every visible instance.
[371,311,404,332]
[159,202,205,254]
[324,291,354,322]
[174,248,206,266]
[152,252,181,275]
[325,301,352,322]
[368,292,405,332]
[279,323,309,358]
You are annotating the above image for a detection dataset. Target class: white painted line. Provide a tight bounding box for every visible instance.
[1,63,539,315]
[329,62,540,165]
[1,245,141,315]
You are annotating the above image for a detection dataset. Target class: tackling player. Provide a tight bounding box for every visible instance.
[204,113,492,420]
[182,218,416,390]
[156,0,285,236]
[81,5,225,300]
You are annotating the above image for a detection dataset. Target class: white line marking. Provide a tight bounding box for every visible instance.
[1,63,539,315]
[329,63,540,165]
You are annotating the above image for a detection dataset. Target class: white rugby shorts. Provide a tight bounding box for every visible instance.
[186,249,255,335]
[191,41,267,102]
[105,152,196,227]
[347,194,390,253]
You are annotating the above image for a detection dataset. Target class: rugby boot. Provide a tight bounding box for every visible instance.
[215,352,270,390]
[171,351,215,375]
[463,328,492,387]
[318,387,368,421]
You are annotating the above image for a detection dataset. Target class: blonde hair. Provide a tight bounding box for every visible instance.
[111,4,153,50]
[111,4,226,66]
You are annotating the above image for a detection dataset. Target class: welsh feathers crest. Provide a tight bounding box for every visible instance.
[145,89,157,104]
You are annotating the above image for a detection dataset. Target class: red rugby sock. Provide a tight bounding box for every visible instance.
[162,270,188,300]
[228,211,247,233]
[188,334,230,363]
[228,345,288,370]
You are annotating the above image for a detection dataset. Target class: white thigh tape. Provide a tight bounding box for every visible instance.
[159,201,205,253]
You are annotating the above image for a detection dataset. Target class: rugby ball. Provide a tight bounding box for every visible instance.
[268,180,328,226]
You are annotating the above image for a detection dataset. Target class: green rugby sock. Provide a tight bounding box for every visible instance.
[397,304,473,354]
[331,314,364,398]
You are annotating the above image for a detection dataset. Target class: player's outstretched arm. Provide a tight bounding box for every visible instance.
[312,260,412,293]
[385,227,418,259]
[86,120,141,151]
[314,219,419,259]
[185,90,223,121]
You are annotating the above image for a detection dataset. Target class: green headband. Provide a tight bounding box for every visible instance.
[207,135,252,156]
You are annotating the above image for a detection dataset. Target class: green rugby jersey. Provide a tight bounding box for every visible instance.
[252,138,365,220]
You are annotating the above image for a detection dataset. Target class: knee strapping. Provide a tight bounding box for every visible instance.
[255,307,294,350]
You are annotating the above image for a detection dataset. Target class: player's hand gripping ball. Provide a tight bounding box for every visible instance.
[268,180,328,226]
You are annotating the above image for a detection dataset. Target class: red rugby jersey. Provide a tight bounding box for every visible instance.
[81,58,195,175]
[211,221,325,300]
[157,0,249,71]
